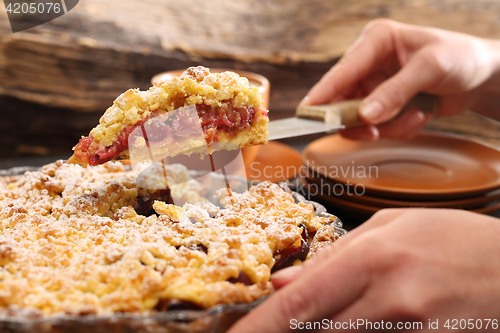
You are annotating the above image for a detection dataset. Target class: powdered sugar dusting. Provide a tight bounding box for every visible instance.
[0,162,335,317]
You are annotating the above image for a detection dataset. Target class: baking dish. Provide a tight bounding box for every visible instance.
[0,165,346,333]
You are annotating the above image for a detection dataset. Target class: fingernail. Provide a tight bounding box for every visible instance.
[297,95,310,108]
[413,110,426,124]
[360,100,384,123]
[271,265,303,280]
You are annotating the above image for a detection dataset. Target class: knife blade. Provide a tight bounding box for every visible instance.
[268,93,438,141]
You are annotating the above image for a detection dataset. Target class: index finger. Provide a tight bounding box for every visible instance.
[305,19,403,105]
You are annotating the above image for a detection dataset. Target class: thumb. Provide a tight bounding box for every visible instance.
[360,49,443,124]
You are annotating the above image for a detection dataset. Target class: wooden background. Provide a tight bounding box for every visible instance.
[1,0,500,157]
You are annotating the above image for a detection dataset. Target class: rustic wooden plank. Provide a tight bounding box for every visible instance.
[1,0,500,112]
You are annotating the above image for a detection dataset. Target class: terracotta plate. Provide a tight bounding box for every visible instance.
[300,177,500,218]
[304,169,500,209]
[246,141,302,182]
[303,133,500,200]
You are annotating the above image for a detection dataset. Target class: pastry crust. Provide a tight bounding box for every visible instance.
[69,66,269,166]
[0,162,337,317]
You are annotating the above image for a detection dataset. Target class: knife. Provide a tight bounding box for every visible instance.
[267,93,438,141]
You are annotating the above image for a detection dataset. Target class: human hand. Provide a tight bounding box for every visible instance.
[228,208,500,332]
[300,19,500,140]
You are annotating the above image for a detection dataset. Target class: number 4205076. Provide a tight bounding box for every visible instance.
[5,2,62,14]
[444,319,499,330]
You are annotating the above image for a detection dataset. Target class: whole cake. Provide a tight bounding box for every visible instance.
[0,161,339,317]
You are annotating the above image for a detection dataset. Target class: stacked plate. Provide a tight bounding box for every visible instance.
[300,132,500,219]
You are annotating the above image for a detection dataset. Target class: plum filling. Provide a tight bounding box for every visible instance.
[175,244,208,254]
[75,102,259,166]
[197,103,257,142]
[271,224,309,273]
[154,299,203,312]
[154,273,253,313]
[187,244,208,253]
[131,188,172,216]
[227,272,253,286]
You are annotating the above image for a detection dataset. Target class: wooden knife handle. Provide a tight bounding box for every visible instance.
[296,93,438,127]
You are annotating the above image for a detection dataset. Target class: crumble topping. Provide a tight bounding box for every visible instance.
[0,161,337,317]
[85,66,264,152]
[308,225,340,258]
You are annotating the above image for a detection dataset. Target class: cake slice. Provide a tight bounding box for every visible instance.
[69,66,269,166]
